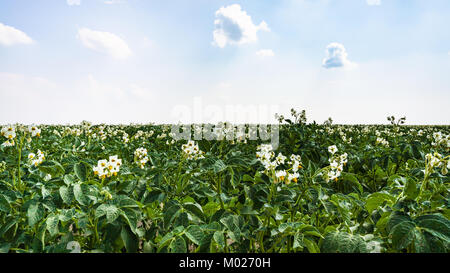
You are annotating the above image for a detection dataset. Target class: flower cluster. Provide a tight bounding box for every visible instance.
[256,144,302,184]
[28,125,41,137]
[81,120,92,129]
[256,144,276,171]
[325,145,348,182]
[181,140,205,160]
[93,156,122,179]
[96,126,108,141]
[134,147,149,169]
[337,128,352,144]
[1,125,16,147]
[425,152,449,175]
[132,130,154,141]
[72,141,86,153]
[157,133,167,139]
[122,132,130,143]
[28,150,45,167]
[376,137,389,147]
[431,132,450,150]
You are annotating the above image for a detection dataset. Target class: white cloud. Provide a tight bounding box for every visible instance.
[78,28,132,59]
[256,49,275,57]
[213,4,270,48]
[366,0,381,6]
[322,42,356,69]
[0,22,33,46]
[67,0,81,6]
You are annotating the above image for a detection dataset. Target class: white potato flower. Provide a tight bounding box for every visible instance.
[328,145,338,155]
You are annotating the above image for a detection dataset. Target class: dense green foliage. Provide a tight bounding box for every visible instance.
[0,118,449,253]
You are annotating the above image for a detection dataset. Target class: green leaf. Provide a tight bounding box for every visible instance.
[387,212,412,232]
[388,212,431,252]
[413,231,430,253]
[390,221,416,250]
[121,226,138,253]
[121,208,139,234]
[59,209,75,222]
[163,203,182,227]
[59,186,73,205]
[46,215,59,236]
[170,236,187,253]
[341,172,363,193]
[143,241,154,253]
[293,233,304,250]
[0,218,18,237]
[158,231,174,251]
[303,237,320,253]
[0,194,10,213]
[185,225,204,245]
[74,162,87,182]
[243,174,253,182]
[213,231,226,248]
[366,192,395,214]
[114,195,139,208]
[184,203,204,221]
[73,183,88,206]
[175,212,189,228]
[63,174,75,185]
[403,178,419,200]
[240,206,258,215]
[220,215,240,242]
[27,202,45,226]
[415,214,450,243]
[212,159,227,173]
[424,232,446,253]
[321,232,368,253]
[95,204,120,224]
[41,185,51,199]
[0,243,11,253]
[38,160,65,177]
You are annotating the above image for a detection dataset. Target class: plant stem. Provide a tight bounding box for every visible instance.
[17,135,25,193]
[216,176,225,210]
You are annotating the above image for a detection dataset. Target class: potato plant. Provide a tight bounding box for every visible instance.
[0,116,449,253]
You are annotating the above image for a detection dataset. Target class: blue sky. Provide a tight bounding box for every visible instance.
[0,0,449,124]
